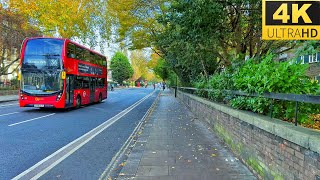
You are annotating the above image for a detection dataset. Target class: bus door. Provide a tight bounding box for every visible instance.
[65,75,74,106]
[89,78,95,103]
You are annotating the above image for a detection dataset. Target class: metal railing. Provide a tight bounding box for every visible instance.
[175,87,320,126]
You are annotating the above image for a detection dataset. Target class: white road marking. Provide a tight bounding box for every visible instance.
[12,91,156,180]
[8,113,56,127]
[0,103,18,107]
[87,107,106,112]
[0,112,19,117]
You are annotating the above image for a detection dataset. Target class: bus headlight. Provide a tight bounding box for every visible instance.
[20,91,24,100]
[56,92,63,101]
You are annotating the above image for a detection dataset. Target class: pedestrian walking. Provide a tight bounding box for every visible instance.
[162,82,166,91]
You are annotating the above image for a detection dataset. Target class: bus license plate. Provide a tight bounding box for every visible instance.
[34,104,44,107]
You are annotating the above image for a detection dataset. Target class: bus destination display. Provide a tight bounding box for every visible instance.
[78,63,102,75]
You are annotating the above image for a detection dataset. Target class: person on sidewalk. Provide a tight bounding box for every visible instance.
[162,81,166,91]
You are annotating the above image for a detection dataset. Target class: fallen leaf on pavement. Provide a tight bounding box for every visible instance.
[211,154,217,157]
[119,162,126,167]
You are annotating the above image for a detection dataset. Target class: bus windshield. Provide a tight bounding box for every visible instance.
[21,39,64,95]
[21,70,62,95]
[22,39,63,70]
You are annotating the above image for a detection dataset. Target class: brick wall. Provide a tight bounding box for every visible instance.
[178,91,320,180]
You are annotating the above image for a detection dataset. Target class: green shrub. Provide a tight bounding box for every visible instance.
[207,71,234,102]
[193,76,208,98]
[193,53,320,125]
[232,54,320,123]
[231,97,270,114]
[234,54,318,94]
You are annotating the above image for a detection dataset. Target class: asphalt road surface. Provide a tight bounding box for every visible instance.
[0,88,159,179]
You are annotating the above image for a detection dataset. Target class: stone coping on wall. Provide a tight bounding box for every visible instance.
[180,91,320,155]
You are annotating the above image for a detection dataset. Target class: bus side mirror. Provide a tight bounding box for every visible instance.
[61,71,66,80]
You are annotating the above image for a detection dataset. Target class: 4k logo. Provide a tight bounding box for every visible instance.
[262,0,320,40]
[273,4,311,23]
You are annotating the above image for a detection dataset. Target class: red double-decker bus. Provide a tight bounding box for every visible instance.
[19,37,108,108]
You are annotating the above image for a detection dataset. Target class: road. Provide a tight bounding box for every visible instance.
[0,88,159,179]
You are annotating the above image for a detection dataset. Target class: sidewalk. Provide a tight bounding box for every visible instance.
[0,95,18,103]
[117,90,256,180]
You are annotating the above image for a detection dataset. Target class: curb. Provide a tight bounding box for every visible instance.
[0,99,18,104]
[99,90,160,180]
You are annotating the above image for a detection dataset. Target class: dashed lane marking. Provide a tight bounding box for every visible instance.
[0,103,18,108]
[0,112,19,117]
[8,113,56,127]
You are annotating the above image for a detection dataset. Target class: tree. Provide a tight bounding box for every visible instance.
[0,7,40,76]
[110,52,134,85]
[153,58,171,81]
[155,0,298,84]
[130,50,148,81]
[106,0,170,50]
[7,0,109,47]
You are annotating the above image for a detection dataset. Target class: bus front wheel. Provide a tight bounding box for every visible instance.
[76,95,81,108]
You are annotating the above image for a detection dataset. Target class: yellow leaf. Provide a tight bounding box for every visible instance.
[119,162,126,167]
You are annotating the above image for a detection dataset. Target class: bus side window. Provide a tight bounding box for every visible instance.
[83,50,90,62]
[67,43,76,58]
[97,78,102,87]
[101,56,107,66]
[76,76,83,89]
[93,78,97,87]
[102,78,105,87]
[90,52,96,64]
[83,77,89,88]
[100,55,104,66]
[93,54,100,65]
[76,46,84,60]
